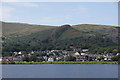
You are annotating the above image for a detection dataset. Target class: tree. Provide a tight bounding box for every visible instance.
[39,53,47,56]
[111,55,120,61]
[65,55,76,61]
[22,57,30,62]
[29,56,38,62]
[98,56,104,61]
[112,49,118,54]
[22,56,39,62]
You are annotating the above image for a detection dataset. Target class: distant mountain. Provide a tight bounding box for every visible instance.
[2,22,119,54]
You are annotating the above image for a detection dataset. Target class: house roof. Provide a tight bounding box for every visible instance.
[74,52,80,55]
[81,53,87,56]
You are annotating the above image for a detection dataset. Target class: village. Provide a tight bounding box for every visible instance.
[1,48,120,63]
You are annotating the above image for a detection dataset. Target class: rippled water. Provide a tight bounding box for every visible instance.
[2,64,118,78]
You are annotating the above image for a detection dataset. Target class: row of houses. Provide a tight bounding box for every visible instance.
[1,49,120,62]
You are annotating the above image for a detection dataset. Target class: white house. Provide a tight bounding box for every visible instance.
[82,49,88,52]
[56,57,61,61]
[104,58,107,61]
[48,58,54,62]
[0,58,2,62]
[104,56,111,61]
[18,52,22,55]
[31,51,34,54]
[81,53,88,56]
[14,52,18,55]
[74,52,80,56]
[116,53,120,56]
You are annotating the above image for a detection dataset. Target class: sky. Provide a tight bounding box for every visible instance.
[0,1,118,26]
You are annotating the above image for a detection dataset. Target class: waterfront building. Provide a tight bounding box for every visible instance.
[48,58,54,62]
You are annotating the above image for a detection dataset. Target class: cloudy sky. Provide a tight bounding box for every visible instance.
[1,1,118,26]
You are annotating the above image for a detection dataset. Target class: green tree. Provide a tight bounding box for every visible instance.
[65,55,76,61]
[22,57,30,62]
[111,55,120,61]
[112,49,118,54]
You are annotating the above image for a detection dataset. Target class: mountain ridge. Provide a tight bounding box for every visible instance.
[2,21,118,37]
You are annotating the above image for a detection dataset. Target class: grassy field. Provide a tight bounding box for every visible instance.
[1,61,118,64]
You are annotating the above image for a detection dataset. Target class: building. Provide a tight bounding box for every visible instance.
[74,52,80,56]
[18,52,22,55]
[48,58,54,62]
[82,49,89,52]
[0,58,2,62]
[81,53,88,56]
[116,53,120,56]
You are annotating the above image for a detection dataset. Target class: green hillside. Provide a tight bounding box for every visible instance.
[2,21,56,36]
[72,24,118,42]
[2,22,119,56]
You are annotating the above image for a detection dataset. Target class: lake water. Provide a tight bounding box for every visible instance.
[2,64,118,78]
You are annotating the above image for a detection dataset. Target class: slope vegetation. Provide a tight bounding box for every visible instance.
[2,22,119,55]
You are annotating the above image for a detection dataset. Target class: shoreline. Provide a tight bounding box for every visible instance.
[1,61,118,64]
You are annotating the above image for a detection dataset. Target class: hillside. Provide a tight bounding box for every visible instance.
[2,21,56,36]
[2,22,119,55]
[72,24,118,42]
[2,22,118,40]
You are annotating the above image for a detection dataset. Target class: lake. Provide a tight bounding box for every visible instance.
[2,64,118,78]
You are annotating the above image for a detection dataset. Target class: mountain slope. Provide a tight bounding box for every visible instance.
[72,24,118,42]
[2,21,56,36]
[2,22,118,40]
[2,22,119,55]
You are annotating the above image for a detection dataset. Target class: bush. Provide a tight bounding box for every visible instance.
[65,55,76,61]
[111,55,120,61]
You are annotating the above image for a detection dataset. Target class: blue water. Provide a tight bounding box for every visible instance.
[2,64,118,78]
